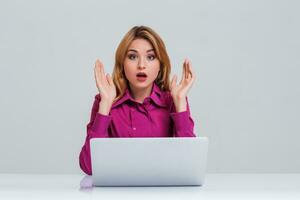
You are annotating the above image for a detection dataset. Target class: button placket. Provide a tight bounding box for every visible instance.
[131,108,137,132]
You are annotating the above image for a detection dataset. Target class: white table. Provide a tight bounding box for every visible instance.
[0,174,299,200]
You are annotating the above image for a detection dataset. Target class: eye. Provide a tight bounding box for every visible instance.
[128,54,137,60]
[147,54,156,61]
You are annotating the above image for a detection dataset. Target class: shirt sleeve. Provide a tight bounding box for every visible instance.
[79,94,112,175]
[169,96,196,137]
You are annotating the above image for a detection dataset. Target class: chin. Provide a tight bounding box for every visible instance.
[130,80,154,89]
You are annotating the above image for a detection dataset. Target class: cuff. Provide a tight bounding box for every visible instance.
[91,112,112,135]
[170,110,190,132]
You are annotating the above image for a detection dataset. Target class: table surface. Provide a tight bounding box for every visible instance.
[1,173,300,200]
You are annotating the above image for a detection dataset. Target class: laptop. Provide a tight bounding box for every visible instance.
[90,137,209,186]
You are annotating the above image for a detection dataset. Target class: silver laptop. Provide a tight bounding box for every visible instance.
[90,137,209,186]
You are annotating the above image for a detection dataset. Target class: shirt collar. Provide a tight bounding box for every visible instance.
[111,82,167,109]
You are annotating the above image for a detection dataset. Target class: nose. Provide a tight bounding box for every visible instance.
[138,57,146,69]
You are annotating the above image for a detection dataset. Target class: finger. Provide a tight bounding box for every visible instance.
[187,60,192,79]
[186,63,196,88]
[96,59,106,80]
[106,73,114,86]
[94,70,102,94]
[94,60,103,85]
[180,59,187,83]
[185,58,189,79]
[188,60,196,80]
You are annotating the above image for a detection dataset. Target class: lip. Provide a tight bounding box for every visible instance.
[136,76,147,82]
[136,72,147,82]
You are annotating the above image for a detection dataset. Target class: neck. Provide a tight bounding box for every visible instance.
[129,83,153,103]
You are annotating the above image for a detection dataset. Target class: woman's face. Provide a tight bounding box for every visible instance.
[123,38,160,92]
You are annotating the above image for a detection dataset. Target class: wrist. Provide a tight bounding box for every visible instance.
[175,103,187,112]
[173,97,187,112]
[98,99,113,115]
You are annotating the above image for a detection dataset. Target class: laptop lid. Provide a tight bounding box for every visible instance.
[90,137,208,186]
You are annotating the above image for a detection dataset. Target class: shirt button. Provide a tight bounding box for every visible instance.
[133,127,136,130]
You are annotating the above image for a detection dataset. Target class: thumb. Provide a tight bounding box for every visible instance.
[170,75,177,90]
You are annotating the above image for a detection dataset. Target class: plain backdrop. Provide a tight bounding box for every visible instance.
[0,0,299,174]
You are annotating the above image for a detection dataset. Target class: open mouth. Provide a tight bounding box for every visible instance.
[136,72,147,81]
[136,72,147,78]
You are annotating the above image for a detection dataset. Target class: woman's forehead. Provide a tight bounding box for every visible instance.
[127,39,154,53]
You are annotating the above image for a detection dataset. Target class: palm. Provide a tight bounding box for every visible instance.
[94,59,116,102]
[170,59,196,99]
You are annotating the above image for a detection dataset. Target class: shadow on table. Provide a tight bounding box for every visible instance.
[79,175,93,192]
[79,175,205,190]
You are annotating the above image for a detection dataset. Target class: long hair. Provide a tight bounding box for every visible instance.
[112,25,171,102]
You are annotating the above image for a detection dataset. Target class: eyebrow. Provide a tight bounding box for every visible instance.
[127,49,155,53]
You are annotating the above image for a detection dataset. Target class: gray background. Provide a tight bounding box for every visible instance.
[0,0,299,174]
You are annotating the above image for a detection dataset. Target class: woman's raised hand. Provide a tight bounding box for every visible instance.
[94,59,116,104]
[170,58,196,109]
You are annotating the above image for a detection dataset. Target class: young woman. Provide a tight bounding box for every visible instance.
[79,25,196,175]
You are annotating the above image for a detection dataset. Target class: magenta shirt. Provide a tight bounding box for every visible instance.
[79,82,196,175]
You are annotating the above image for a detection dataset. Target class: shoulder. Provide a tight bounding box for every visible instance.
[162,90,173,102]
[162,91,190,103]
[160,91,191,112]
[159,90,175,110]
